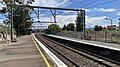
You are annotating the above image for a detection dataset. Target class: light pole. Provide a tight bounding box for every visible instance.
[105,18,112,42]
[118,19,120,29]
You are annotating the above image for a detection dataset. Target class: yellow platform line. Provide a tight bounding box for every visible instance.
[32,36,51,67]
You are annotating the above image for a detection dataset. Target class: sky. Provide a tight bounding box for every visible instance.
[0,0,120,28]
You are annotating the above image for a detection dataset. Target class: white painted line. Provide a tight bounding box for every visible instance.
[45,34,120,52]
[33,34,68,67]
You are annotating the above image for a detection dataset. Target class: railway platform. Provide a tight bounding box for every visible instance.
[42,34,120,66]
[45,34,120,51]
[0,35,56,67]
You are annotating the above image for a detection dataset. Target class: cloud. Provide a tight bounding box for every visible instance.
[30,0,71,7]
[64,11,76,14]
[0,19,4,24]
[33,14,77,27]
[85,16,120,28]
[75,0,83,1]
[95,8,117,12]
[0,2,5,10]
[86,16,107,24]
[33,13,109,28]
[83,8,117,12]
[117,13,120,16]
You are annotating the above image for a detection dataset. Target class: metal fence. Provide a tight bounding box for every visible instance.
[56,30,120,44]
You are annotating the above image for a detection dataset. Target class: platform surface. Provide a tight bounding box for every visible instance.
[46,34,120,51]
[0,35,48,67]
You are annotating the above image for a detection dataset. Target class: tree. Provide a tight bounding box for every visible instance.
[76,12,84,31]
[0,7,6,14]
[2,0,34,4]
[1,0,35,36]
[66,23,75,31]
[48,24,61,33]
[62,25,67,30]
[13,7,32,36]
[94,25,99,31]
[94,25,103,31]
[99,26,102,31]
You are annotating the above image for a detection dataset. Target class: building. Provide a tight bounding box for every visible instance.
[107,25,116,30]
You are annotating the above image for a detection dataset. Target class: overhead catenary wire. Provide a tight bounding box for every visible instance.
[86,0,120,9]
[80,0,98,8]
[78,0,119,18]
[58,0,72,7]
[83,0,120,17]
[90,9,120,17]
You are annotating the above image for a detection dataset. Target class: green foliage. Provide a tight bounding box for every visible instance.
[13,7,32,36]
[3,0,12,4]
[1,0,35,37]
[0,7,6,14]
[48,24,61,33]
[66,23,75,31]
[76,12,84,31]
[3,0,35,4]
[94,25,103,31]
[62,25,67,30]
[99,26,102,31]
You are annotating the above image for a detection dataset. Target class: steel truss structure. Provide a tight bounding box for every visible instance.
[10,5,86,41]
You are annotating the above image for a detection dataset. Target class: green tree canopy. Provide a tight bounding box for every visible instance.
[66,23,75,31]
[1,0,35,36]
[48,24,61,33]
[62,25,67,30]
[0,7,6,14]
[76,12,84,31]
[13,7,33,36]
[94,25,103,31]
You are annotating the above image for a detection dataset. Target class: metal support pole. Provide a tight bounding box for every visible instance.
[18,25,19,36]
[83,10,86,38]
[111,19,112,42]
[54,9,56,23]
[50,9,57,23]
[38,8,39,22]
[118,19,120,43]
[6,24,8,43]
[119,19,120,29]
[10,5,13,41]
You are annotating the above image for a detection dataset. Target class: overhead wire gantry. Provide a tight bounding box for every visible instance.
[9,4,86,41]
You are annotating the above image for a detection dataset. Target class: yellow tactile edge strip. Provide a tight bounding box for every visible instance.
[32,36,51,67]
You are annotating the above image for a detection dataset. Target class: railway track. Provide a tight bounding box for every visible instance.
[35,33,120,67]
[35,34,80,67]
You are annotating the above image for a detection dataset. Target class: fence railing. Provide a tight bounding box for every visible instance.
[56,30,120,44]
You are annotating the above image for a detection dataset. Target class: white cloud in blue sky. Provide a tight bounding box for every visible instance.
[30,0,71,7]
[86,16,107,25]
[84,8,117,12]
[0,0,120,28]
[116,12,120,16]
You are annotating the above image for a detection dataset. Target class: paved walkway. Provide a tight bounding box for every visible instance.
[0,35,47,67]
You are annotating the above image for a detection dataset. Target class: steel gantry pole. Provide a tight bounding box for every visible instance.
[110,19,112,42]
[50,9,57,23]
[83,10,86,39]
[10,4,86,36]
[10,4,13,42]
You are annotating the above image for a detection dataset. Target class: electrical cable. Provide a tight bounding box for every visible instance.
[90,10,120,17]
[58,0,72,7]
[84,0,120,17]
[80,0,98,8]
[86,0,119,9]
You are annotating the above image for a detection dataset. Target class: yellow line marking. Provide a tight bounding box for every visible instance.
[32,36,51,67]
